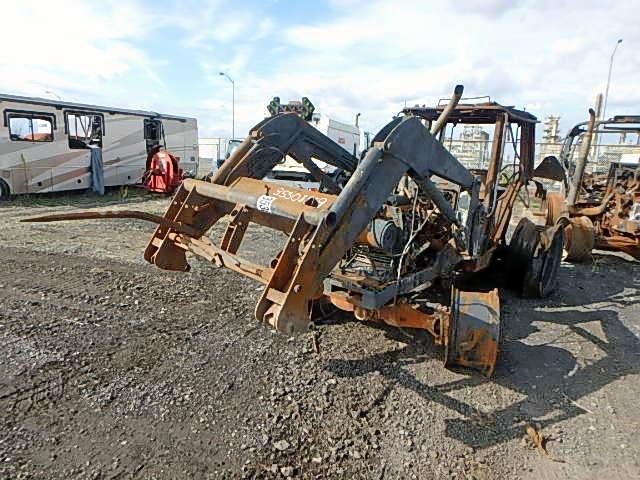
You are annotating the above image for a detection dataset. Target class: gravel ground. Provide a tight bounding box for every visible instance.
[0,193,639,479]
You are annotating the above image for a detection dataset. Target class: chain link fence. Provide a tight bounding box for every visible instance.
[439,139,640,174]
[198,137,232,175]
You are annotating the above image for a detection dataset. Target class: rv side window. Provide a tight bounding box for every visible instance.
[8,115,53,142]
[66,112,103,149]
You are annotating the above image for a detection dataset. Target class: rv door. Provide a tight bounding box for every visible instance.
[144,118,163,154]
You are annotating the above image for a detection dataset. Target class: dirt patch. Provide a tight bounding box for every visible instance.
[0,195,639,479]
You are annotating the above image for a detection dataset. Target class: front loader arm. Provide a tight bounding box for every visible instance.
[140,115,471,334]
[214,113,357,187]
[143,113,358,272]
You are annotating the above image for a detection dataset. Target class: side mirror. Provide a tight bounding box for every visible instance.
[532,156,566,182]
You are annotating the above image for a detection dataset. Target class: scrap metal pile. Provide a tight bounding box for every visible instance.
[544,111,640,260]
[25,85,566,376]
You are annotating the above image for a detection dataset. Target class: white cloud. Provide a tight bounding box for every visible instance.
[0,1,165,103]
[223,0,640,138]
[1,0,638,141]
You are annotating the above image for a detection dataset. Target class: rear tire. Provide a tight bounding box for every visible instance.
[0,179,10,201]
[528,224,564,298]
[507,218,564,298]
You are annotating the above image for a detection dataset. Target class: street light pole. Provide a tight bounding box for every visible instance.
[44,90,62,100]
[602,39,623,122]
[219,72,235,139]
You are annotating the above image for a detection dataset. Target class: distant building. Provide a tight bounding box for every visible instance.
[448,125,490,169]
[539,115,562,160]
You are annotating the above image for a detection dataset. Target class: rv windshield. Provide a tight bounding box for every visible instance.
[227,139,242,158]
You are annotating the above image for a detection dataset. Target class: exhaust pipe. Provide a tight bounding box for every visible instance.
[568,108,596,206]
[431,84,464,135]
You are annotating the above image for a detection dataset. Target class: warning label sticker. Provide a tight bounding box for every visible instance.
[256,195,276,213]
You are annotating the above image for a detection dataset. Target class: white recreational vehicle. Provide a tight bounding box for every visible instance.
[0,94,198,198]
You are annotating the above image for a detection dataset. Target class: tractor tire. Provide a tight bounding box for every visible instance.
[529,224,564,298]
[507,218,564,298]
[0,179,10,201]
[507,217,539,286]
[564,216,595,262]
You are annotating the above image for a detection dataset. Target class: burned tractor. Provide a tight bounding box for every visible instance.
[545,111,640,260]
[25,86,564,376]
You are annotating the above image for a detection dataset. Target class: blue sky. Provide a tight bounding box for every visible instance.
[2,0,639,138]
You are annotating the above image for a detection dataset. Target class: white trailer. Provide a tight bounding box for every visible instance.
[0,94,198,198]
[312,114,361,157]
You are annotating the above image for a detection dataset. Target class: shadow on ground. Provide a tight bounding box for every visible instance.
[324,255,640,450]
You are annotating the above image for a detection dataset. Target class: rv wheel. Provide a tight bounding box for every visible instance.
[0,179,10,201]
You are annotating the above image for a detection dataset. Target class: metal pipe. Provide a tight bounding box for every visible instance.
[485,113,507,217]
[568,109,596,206]
[182,178,327,225]
[414,176,459,226]
[430,85,464,136]
[591,93,603,168]
[219,72,235,139]
[569,192,615,217]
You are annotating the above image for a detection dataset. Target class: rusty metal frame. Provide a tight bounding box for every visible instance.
[560,110,640,259]
[171,115,470,334]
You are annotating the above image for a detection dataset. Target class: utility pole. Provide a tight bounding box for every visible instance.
[219,72,235,139]
[602,39,623,122]
[44,90,61,100]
